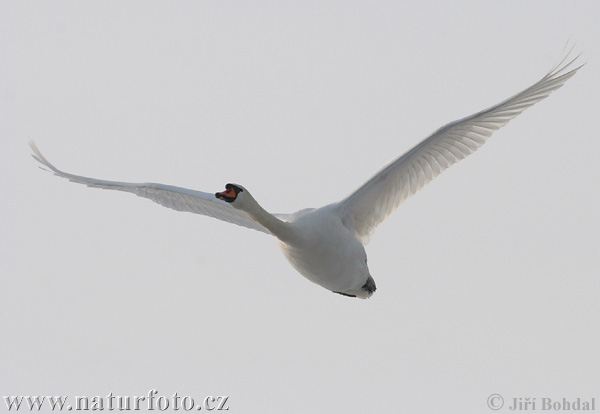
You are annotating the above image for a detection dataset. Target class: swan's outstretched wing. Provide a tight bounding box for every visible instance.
[339,52,583,244]
[30,141,273,235]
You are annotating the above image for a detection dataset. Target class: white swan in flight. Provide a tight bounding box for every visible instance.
[31,51,582,299]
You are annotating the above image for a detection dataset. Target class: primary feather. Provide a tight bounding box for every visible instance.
[339,52,583,243]
[30,141,273,234]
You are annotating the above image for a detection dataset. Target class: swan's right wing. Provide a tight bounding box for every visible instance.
[30,141,273,235]
[339,51,583,244]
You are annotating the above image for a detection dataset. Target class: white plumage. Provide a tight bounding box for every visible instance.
[31,50,582,298]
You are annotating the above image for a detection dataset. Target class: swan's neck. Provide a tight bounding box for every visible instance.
[242,195,294,242]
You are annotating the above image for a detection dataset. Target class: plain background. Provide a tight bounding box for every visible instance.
[2,1,599,413]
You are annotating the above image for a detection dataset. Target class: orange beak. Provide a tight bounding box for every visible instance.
[215,186,236,202]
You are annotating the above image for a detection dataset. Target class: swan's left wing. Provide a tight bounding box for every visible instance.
[339,52,583,244]
[30,141,273,235]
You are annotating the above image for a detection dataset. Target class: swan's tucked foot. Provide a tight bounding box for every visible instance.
[333,275,377,299]
[362,275,377,294]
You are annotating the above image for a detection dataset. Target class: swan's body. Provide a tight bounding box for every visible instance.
[30,51,582,299]
[276,204,373,298]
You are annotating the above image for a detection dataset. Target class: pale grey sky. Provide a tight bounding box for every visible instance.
[2,1,599,413]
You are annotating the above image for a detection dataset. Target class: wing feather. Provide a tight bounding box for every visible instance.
[339,51,583,243]
[29,141,273,235]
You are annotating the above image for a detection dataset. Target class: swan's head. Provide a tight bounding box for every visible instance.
[215,183,246,205]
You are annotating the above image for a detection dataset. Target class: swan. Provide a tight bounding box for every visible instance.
[30,51,582,299]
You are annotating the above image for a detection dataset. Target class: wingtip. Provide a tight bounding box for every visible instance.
[547,43,586,79]
[29,138,42,160]
[29,139,59,174]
